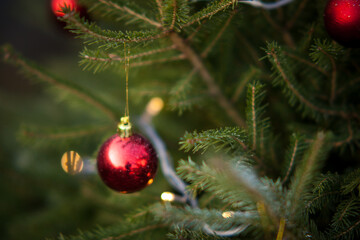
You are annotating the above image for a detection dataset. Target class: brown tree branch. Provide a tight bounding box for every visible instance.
[170,32,246,127]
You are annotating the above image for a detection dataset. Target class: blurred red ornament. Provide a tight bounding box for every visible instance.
[97,134,158,193]
[324,0,360,47]
[51,0,78,17]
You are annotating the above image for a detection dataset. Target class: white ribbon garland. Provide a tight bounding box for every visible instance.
[238,0,295,10]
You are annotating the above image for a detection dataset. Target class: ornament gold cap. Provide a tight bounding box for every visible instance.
[118,116,132,137]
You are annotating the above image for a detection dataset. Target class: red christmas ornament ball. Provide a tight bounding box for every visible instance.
[97,133,158,193]
[324,0,360,47]
[51,0,78,17]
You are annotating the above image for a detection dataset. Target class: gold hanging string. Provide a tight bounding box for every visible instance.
[118,43,132,137]
[124,42,130,118]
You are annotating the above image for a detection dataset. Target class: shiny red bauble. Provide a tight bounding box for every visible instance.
[97,134,158,193]
[51,0,78,17]
[324,0,360,47]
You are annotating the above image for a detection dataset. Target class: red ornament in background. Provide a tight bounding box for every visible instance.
[97,134,158,193]
[324,0,360,48]
[51,0,78,17]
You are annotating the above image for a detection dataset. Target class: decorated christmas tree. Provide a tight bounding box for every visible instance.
[1,0,360,239]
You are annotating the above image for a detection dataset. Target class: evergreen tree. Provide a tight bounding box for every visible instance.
[1,0,360,239]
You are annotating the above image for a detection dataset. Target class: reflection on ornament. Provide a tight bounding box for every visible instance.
[146,97,164,116]
[51,0,78,17]
[61,151,83,175]
[161,192,175,202]
[324,0,360,47]
[222,211,235,218]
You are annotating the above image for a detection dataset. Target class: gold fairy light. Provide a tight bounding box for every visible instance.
[161,192,175,202]
[61,151,83,175]
[146,97,164,116]
[222,211,235,218]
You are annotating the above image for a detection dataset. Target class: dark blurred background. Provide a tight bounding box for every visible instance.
[0,1,115,239]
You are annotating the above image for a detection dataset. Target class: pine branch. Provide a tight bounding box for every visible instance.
[155,0,165,24]
[58,221,167,240]
[61,11,167,48]
[265,42,359,121]
[96,0,162,28]
[170,32,245,127]
[201,10,236,58]
[318,48,337,105]
[155,204,255,233]
[176,158,280,229]
[245,82,269,152]
[282,134,306,184]
[342,168,360,195]
[130,54,185,67]
[162,0,190,30]
[80,45,180,72]
[180,0,235,29]
[0,44,117,121]
[168,227,226,240]
[103,224,168,240]
[283,51,329,77]
[334,219,360,239]
[179,127,248,153]
[177,158,266,208]
[288,132,332,215]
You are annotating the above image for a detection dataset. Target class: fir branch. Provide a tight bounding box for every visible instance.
[170,32,245,127]
[130,54,185,67]
[179,127,248,153]
[266,42,358,121]
[283,51,329,77]
[156,204,254,233]
[176,158,273,212]
[180,0,234,29]
[168,227,226,240]
[58,220,168,240]
[155,0,165,24]
[305,191,341,210]
[0,44,117,121]
[318,47,337,105]
[334,219,360,239]
[170,0,177,30]
[97,0,162,28]
[342,169,360,195]
[103,224,168,240]
[80,45,177,72]
[162,0,190,30]
[245,82,269,152]
[61,12,167,47]
[333,199,360,225]
[201,10,236,58]
[288,132,332,215]
[282,134,306,184]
